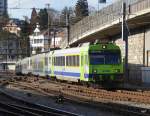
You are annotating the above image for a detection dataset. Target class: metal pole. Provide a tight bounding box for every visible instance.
[122,2,128,78]
[66,11,70,47]
[98,1,99,11]
[53,28,56,49]
[46,3,50,51]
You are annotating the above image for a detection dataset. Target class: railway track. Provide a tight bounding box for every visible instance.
[1,73,150,105]
[0,101,80,116]
[11,77,150,104]
[1,72,150,116]
[4,81,150,116]
[0,89,80,116]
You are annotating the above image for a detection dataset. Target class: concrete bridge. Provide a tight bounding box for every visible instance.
[61,0,150,47]
[60,0,150,84]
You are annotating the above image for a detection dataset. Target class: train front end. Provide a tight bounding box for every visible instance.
[88,43,124,83]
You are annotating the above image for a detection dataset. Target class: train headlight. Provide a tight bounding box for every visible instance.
[102,45,107,49]
[115,69,120,73]
[93,69,97,73]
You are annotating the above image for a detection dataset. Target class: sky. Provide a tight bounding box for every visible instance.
[8,0,113,19]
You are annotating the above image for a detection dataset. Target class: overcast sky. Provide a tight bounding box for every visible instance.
[8,0,113,19]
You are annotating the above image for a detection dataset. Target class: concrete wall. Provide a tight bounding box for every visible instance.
[114,26,150,84]
[0,63,16,71]
[115,29,145,68]
[145,28,150,66]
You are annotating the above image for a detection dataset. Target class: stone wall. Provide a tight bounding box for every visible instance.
[145,28,150,66]
[115,30,144,68]
[114,27,150,83]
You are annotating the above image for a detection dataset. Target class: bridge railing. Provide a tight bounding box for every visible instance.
[69,0,150,45]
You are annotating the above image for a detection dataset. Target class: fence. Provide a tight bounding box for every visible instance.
[128,67,150,85]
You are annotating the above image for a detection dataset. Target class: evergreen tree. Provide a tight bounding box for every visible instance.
[20,20,31,37]
[75,0,89,21]
[38,8,48,30]
[20,20,31,57]
[0,14,9,31]
[38,8,59,30]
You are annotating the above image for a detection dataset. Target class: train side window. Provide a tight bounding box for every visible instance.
[71,56,73,66]
[61,57,63,66]
[56,57,58,66]
[59,57,61,66]
[76,56,78,66]
[74,56,76,66]
[67,56,69,66]
[59,57,60,66]
[85,55,88,65]
[62,56,64,66]
[30,60,32,66]
[81,56,83,66]
[49,57,51,65]
[73,56,75,66]
[69,56,70,66]
[61,56,65,66]
[72,56,74,66]
[68,56,70,66]
[74,56,77,66]
[54,57,56,65]
[70,56,72,66]
[56,57,60,66]
[63,56,65,66]
[52,57,54,65]
[45,57,48,66]
[66,56,68,66]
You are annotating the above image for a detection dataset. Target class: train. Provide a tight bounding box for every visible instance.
[15,43,124,84]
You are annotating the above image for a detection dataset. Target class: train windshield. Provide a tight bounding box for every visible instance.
[90,51,121,65]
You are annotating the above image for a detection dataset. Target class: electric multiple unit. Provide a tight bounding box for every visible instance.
[15,43,124,83]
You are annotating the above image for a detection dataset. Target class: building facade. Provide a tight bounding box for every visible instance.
[29,24,47,54]
[0,0,7,16]
[3,19,22,36]
[0,34,27,70]
[29,24,63,55]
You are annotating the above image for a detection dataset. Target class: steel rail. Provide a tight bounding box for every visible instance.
[0,89,81,116]
[0,102,41,116]
[7,81,150,116]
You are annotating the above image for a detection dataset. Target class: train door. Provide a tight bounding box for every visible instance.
[80,53,87,81]
[61,56,65,79]
[51,55,55,77]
